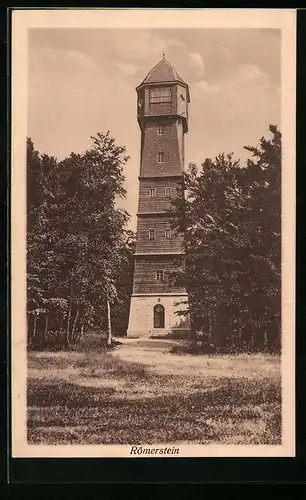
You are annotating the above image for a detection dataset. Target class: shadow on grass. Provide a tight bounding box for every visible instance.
[73,352,147,379]
[27,372,281,446]
[29,350,147,379]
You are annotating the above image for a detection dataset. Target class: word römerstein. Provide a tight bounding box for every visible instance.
[130,446,180,456]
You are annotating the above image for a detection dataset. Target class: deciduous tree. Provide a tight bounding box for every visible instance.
[170,125,281,353]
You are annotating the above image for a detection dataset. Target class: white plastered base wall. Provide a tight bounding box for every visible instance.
[127,293,190,338]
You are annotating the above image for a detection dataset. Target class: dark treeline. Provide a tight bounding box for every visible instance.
[170,125,281,353]
[27,132,135,349]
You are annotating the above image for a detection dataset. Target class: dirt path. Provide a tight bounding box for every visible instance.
[112,337,280,379]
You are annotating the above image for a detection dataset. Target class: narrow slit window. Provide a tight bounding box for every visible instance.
[165,229,171,239]
[149,229,155,240]
[158,125,164,135]
[165,187,171,198]
[155,270,164,281]
[149,188,156,198]
[157,152,164,163]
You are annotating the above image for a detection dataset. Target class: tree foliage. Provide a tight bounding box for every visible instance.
[171,125,281,353]
[27,133,135,349]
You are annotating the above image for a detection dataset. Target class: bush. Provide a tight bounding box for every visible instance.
[74,331,122,352]
[28,328,67,351]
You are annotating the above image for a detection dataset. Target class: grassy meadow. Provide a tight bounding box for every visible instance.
[27,338,281,445]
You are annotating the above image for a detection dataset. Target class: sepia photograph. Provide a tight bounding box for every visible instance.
[11,9,296,458]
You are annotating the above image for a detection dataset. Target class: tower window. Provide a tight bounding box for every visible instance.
[158,125,164,135]
[165,187,171,198]
[155,270,164,281]
[149,188,156,198]
[157,152,164,163]
[149,229,155,240]
[149,88,171,104]
[165,229,171,239]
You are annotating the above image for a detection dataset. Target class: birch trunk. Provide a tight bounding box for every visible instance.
[263,330,268,351]
[71,307,80,342]
[27,314,30,342]
[80,324,84,340]
[237,316,242,350]
[33,314,37,340]
[208,313,212,346]
[66,272,74,346]
[248,310,254,351]
[44,314,49,339]
[107,297,112,346]
[66,301,72,347]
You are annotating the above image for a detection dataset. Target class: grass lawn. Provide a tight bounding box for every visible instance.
[27,338,281,445]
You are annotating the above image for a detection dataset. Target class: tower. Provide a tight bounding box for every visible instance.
[127,56,190,338]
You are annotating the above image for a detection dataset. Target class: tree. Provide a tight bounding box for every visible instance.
[243,124,281,351]
[26,138,61,346]
[26,132,134,349]
[110,230,135,336]
[170,125,281,353]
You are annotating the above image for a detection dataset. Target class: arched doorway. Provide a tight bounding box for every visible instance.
[154,304,165,328]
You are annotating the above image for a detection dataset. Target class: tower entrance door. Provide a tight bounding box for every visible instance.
[154,304,165,329]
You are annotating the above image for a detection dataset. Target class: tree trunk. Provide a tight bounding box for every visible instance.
[33,314,37,340]
[27,314,30,343]
[237,316,242,350]
[248,310,254,351]
[66,301,72,347]
[71,307,80,342]
[229,315,232,350]
[231,314,236,350]
[263,330,268,352]
[44,314,49,339]
[66,273,74,347]
[208,313,212,346]
[107,296,112,346]
[58,315,64,344]
[188,309,196,342]
[80,324,84,340]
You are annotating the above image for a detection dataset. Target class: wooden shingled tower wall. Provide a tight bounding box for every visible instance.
[127,56,191,338]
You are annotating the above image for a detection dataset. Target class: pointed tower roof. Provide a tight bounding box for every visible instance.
[137,55,189,95]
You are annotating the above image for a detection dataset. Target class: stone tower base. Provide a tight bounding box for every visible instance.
[127,293,190,338]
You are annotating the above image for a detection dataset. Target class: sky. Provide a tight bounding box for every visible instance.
[28,28,281,231]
